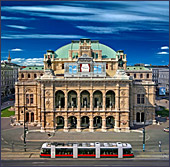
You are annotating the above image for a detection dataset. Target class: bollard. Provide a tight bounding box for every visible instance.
[12,141,14,152]
[159,141,162,152]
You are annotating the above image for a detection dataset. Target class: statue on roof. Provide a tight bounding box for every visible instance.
[118,55,125,69]
[47,55,52,69]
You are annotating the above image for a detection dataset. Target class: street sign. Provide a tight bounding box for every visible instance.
[159,87,166,95]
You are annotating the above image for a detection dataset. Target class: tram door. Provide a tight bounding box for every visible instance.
[51,145,55,158]
[73,144,78,158]
[117,143,123,158]
[95,142,100,158]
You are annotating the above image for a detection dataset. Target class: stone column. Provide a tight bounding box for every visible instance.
[64,118,69,132]
[103,92,106,111]
[114,113,120,132]
[102,117,107,132]
[41,84,46,132]
[89,118,94,132]
[115,83,120,111]
[65,93,68,111]
[29,112,31,123]
[76,118,81,132]
[78,94,80,110]
[41,112,45,132]
[90,94,93,111]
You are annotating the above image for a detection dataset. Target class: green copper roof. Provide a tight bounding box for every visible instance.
[21,66,44,71]
[126,66,150,71]
[55,42,117,59]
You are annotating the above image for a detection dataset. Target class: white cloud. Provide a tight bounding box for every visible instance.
[10,58,44,66]
[7,25,31,30]
[1,3,168,23]
[2,34,85,39]
[76,26,136,34]
[161,46,169,50]
[1,16,36,20]
[2,5,92,14]
[11,48,23,51]
[157,51,169,55]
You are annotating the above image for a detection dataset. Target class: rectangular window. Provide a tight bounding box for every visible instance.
[106,64,108,69]
[141,94,145,104]
[30,94,33,104]
[96,53,98,59]
[62,64,64,69]
[137,94,145,104]
[137,94,140,104]
[26,94,29,104]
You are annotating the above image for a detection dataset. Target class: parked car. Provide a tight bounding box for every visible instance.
[164,127,169,132]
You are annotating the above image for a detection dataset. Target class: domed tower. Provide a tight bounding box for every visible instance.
[8,50,11,63]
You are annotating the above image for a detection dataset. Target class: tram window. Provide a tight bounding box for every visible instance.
[100,148,118,155]
[78,148,95,155]
[56,148,73,155]
[123,148,133,154]
[41,148,51,154]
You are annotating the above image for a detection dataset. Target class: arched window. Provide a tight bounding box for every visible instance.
[26,112,29,122]
[31,112,34,122]
[28,73,30,78]
[34,74,37,78]
[141,113,145,122]
[134,74,136,78]
[140,74,143,78]
[21,73,24,78]
[147,74,149,78]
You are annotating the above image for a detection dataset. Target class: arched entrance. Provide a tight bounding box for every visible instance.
[93,90,103,108]
[31,112,34,122]
[68,90,77,108]
[136,112,140,122]
[93,116,102,128]
[106,90,115,108]
[80,90,90,108]
[141,113,145,122]
[106,116,114,128]
[56,116,64,129]
[68,116,77,129]
[55,90,65,108]
[26,112,29,122]
[81,116,89,128]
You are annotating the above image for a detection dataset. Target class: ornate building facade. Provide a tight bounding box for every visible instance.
[15,39,156,132]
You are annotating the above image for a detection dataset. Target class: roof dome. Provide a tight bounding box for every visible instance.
[55,40,116,59]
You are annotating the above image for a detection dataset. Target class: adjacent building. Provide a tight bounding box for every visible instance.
[15,39,156,132]
[145,65,169,95]
[1,52,20,98]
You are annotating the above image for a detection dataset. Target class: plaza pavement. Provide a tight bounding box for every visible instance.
[1,118,169,160]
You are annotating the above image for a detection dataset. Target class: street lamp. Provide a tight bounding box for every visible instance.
[23,87,27,152]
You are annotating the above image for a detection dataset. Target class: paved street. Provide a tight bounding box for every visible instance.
[1,117,169,154]
[1,159,169,167]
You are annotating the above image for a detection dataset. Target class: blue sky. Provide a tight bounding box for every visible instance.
[1,1,169,66]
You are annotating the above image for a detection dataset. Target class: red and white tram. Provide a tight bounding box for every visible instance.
[40,142,134,158]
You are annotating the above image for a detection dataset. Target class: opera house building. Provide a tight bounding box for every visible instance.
[15,39,156,132]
